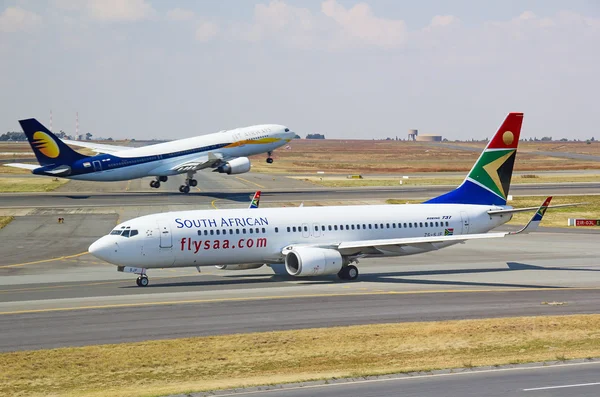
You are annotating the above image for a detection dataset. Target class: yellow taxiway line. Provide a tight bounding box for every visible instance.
[0,252,88,269]
[236,176,265,189]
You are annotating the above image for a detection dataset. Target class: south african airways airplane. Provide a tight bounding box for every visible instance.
[6,119,295,193]
[89,113,564,287]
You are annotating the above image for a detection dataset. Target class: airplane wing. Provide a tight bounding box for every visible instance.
[285,197,553,256]
[3,163,39,170]
[62,140,131,154]
[170,152,224,172]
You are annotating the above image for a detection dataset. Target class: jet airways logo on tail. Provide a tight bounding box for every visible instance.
[32,131,60,158]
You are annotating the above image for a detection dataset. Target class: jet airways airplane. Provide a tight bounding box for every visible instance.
[6,119,295,193]
[89,112,560,287]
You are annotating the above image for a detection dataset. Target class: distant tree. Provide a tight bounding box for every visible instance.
[559,138,568,142]
[85,132,93,140]
[306,133,325,139]
[540,136,552,141]
[0,131,26,141]
[442,138,448,142]
[107,137,113,141]
[591,137,596,142]
[293,134,301,139]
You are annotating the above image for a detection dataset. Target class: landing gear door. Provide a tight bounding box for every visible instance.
[460,211,470,234]
[157,220,173,248]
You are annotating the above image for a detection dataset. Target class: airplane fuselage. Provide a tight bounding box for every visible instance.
[90,204,511,269]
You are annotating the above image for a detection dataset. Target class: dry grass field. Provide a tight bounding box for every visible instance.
[0,216,13,228]
[0,177,68,192]
[250,140,600,174]
[1,315,599,397]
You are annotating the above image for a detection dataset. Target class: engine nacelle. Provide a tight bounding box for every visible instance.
[285,247,343,277]
[216,157,251,175]
[215,264,264,271]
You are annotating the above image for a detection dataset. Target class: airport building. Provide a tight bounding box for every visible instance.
[408,129,443,142]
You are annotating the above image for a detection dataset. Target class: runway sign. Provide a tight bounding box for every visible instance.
[568,218,600,227]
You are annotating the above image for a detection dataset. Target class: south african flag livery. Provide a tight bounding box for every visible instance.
[426,112,524,206]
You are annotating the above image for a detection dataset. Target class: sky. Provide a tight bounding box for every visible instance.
[0,0,599,140]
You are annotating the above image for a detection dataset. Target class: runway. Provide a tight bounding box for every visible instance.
[202,361,600,397]
[1,229,599,351]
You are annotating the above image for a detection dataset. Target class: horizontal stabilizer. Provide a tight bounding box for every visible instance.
[488,202,581,215]
[3,163,39,171]
[62,140,130,154]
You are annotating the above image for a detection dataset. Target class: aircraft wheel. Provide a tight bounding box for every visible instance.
[347,265,359,280]
[154,181,160,189]
[150,180,156,188]
[159,176,168,182]
[189,179,198,187]
[337,267,349,280]
[182,185,190,194]
[266,157,274,164]
[137,276,149,287]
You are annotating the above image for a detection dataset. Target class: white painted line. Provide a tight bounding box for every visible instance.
[215,361,600,396]
[523,382,600,391]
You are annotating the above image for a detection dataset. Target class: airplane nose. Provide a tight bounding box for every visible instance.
[89,237,118,262]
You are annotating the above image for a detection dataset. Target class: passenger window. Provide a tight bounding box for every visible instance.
[210,230,214,235]
[287,227,291,232]
[216,230,220,235]
[197,230,202,236]
[242,228,247,234]
[425,222,428,227]
[345,225,349,230]
[403,223,407,228]
[304,226,308,232]
[409,223,412,228]
[374,224,378,229]
[419,222,423,228]
[322,226,326,231]
[392,223,396,228]
[328,225,332,231]
[230,229,234,234]
[380,224,384,229]
[446,221,449,227]
[334,225,338,231]
[315,226,319,231]
[351,225,355,230]
[204,230,208,236]
[369,224,372,229]
[387,223,390,228]
[249,229,253,234]
[275,227,279,233]
[363,224,366,229]
[236,229,240,234]
[293,227,297,232]
[435,222,439,227]
[262,228,266,233]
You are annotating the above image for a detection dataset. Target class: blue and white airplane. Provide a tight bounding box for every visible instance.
[89,112,572,287]
[6,119,295,193]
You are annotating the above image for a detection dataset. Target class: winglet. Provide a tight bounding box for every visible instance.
[509,196,552,235]
[249,191,261,209]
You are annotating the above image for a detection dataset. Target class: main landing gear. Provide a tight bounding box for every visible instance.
[179,172,197,194]
[266,151,274,164]
[337,265,359,281]
[150,176,168,189]
[136,275,149,287]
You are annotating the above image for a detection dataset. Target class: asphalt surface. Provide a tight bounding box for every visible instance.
[0,181,599,210]
[1,230,599,352]
[194,361,600,397]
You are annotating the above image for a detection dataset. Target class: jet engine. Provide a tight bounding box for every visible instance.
[215,264,264,271]
[216,157,251,175]
[285,247,343,277]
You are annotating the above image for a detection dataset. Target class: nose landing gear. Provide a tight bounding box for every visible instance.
[266,151,274,164]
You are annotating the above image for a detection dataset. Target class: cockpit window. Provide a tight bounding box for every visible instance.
[109,228,138,237]
[285,128,289,132]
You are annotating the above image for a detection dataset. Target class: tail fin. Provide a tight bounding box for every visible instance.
[249,191,261,209]
[18,118,87,166]
[425,112,524,206]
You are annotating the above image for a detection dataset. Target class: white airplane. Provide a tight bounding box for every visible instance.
[6,119,295,193]
[89,112,561,287]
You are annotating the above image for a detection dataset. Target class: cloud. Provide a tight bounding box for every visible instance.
[83,0,155,22]
[429,15,459,28]
[0,6,42,32]
[166,8,195,21]
[195,21,218,42]
[241,0,407,50]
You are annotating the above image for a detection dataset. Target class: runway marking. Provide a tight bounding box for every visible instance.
[211,199,218,209]
[1,286,600,316]
[235,176,265,189]
[523,382,600,391]
[125,180,131,192]
[213,361,600,397]
[0,252,88,269]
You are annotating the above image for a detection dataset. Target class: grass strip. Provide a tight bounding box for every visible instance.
[0,177,69,192]
[2,315,600,397]
[306,174,600,188]
[0,216,13,229]
[386,195,600,228]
